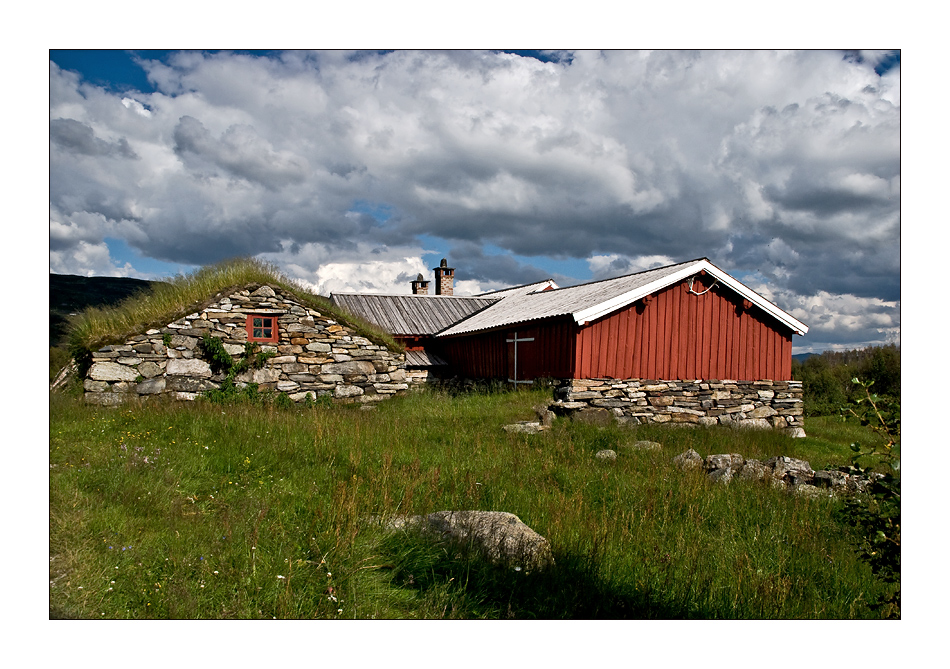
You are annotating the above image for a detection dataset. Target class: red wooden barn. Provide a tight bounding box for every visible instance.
[332,257,807,383]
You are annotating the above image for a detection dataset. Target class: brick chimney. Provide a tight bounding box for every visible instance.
[410,273,430,295]
[434,258,455,295]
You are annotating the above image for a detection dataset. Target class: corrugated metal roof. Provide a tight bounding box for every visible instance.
[439,260,703,336]
[330,293,498,336]
[439,258,808,337]
[405,349,448,367]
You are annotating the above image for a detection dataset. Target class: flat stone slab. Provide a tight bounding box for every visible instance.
[502,421,549,434]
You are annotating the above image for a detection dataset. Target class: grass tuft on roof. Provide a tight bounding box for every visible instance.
[66,257,402,363]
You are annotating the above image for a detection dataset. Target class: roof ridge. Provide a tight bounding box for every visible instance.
[475,278,557,296]
[538,257,707,295]
[330,292,496,300]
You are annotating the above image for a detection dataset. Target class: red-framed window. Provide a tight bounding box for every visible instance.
[246,314,279,343]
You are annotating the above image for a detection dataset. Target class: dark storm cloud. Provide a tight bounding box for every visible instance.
[172,116,309,191]
[50,118,138,159]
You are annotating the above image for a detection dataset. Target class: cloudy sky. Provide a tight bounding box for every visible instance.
[49,49,900,353]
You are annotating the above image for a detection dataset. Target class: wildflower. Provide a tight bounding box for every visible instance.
[213,571,219,575]
[277,575,285,580]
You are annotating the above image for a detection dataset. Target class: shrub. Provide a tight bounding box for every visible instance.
[835,378,900,618]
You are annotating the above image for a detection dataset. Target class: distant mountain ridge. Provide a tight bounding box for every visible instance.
[49,273,162,347]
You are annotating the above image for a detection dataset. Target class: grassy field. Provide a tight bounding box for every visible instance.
[49,387,893,620]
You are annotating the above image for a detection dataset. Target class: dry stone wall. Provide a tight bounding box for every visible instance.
[83,284,415,405]
[551,378,805,436]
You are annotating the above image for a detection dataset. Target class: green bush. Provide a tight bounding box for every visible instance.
[834,378,900,618]
[793,345,900,416]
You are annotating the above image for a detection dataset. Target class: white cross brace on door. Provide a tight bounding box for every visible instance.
[506,331,535,385]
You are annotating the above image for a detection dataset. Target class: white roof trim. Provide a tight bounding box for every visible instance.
[572,259,808,336]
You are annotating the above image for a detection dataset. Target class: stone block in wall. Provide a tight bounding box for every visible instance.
[750,405,777,418]
[591,398,631,408]
[335,384,364,398]
[736,418,772,430]
[322,360,376,376]
[89,362,141,382]
[170,335,198,350]
[648,396,675,407]
[166,359,212,378]
[374,383,409,393]
[669,412,701,423]
[137,378,166,394]
[85,392,127,405]
[138,361,164,378]
[165,377,219,392]
[84,380,110,392]
[235,368,281,384]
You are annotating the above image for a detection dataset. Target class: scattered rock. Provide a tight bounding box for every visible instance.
[681,450,878,496]
[535,405,555,428]
[595,449,617,461]
[503,421,548,434]
[622,440,663,452]
[673,449,703,471]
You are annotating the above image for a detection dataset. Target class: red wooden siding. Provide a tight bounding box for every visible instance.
[574,276,793,381]
[438,318,576,380]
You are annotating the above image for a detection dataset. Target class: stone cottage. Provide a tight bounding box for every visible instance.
[83,283,412,405]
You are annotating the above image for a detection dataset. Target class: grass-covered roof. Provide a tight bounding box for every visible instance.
[67,258,401,359]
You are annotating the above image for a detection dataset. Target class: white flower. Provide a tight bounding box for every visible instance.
[277,575,285,579]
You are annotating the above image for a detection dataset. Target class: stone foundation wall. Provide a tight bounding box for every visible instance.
[551,378,805,436]
[83,284,418,405]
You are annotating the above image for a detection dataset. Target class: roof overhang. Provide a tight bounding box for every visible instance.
[572,259,808,336]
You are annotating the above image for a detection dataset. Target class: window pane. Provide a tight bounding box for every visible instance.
[253,317,263,327]
[263,328,272,338]
[253,329,263,338]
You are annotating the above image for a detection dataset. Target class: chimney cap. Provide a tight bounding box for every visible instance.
[416,273,424,281]
[440,258,448,268]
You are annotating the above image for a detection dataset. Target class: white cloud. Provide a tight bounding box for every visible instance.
[49,240,134,277]
[49,50,900,351]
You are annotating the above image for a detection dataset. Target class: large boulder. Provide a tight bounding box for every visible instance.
[387,510,555,572]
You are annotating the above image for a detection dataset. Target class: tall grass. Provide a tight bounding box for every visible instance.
[49,389,889,619]
[65,257,400,361]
